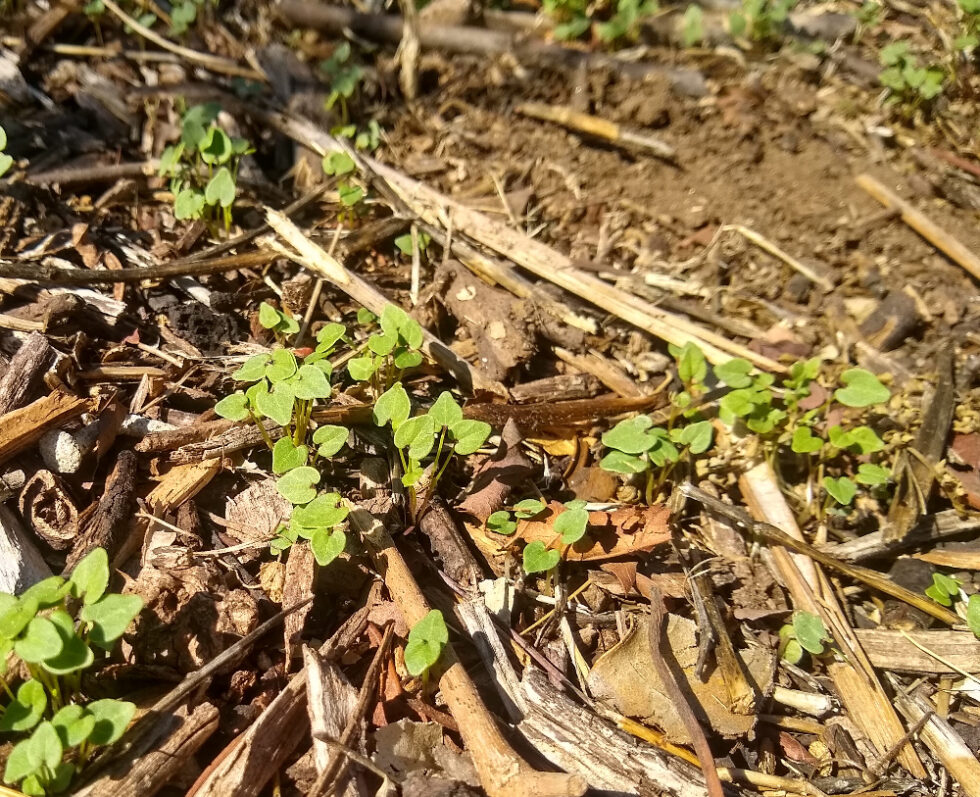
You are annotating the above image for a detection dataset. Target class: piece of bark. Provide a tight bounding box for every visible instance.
[0,503,53,593]
[66,450,138,570]
[857,629,980,674]
[304,646,359,773]
[74,702,220,797]
[418,500,485,589]
[0,390,94,465]
[455,419,531,522]
[0,331,54,415]
[19,470,79,550]
[134,418,238,454]
[858,290,919,351]
[509,374,601,404]
[283,541,316,662]
[824,509,980,562]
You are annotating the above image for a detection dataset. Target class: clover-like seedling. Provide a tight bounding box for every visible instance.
[967,594,980,640]
[320,42,364,122]
[925,572,961,607]
[394,231,431,256]
[0,125,14,179]
[523,541,560,575]
[823,475,856,506]
[285,492,350,566]
[834,368,890,408]
[779,610,830,664]
[553,499,590,545]
[878,42,945,111]
[404,609,448,678]
[600,415,679,475]
[0,548,141,795]
[349,305,425,388]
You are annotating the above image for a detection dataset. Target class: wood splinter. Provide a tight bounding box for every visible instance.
[347,503,587,797]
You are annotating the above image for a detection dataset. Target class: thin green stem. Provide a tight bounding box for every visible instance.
[250,413,276,452]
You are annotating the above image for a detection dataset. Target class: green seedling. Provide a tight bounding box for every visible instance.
[158,103,254,233]
[348,304,425,395]
[404,610,448,678]
[596,0,659,42]
[0,125,13,178]
[0,548,142,795]
[954,0,980,51]
[523,542,561,575]
[779,610,830,664]
[544,0,657,41]
[169,0,215,34]
[878,42,945,112]
[682,5,704,46]
[321,42,364,123]
[967,594,980,639]
[925,572,961,607]
[394,231,431,256]
[729,0,796,44]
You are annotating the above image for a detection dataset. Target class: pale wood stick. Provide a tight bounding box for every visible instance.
[0,391,95,465]
[731,464,927,778]
[347,504,587,797]
[856,173,980,282]
[725,224,833,291]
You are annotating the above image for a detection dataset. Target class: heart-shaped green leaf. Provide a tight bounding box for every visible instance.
[338,183,364,206]
[823,476,856,506]
[200,126,232,165]
[0,680,46,733]
[554,507,589,545]
[368,330,397,356]
[677,421,713,454]
[404,609,448,677]
[0,153,13,178]
[791,426,823,454]
[204,166,236,208]
[215,392,249,421]
[277,467,321,505]
[14,617,64,664]
[292,493,348,530]
[3,737,40,785]
[486,511,517,535]
[272,438,309,474]
[51,705,95,747]
[313,425,349,457]
[599,450,647,474]
[21,576,69,609]
[373,383,411,429]
[265,348,297,382]
[290,364,331,401]
[86,699,136,746]
[233,353,271,382]
[258,302,282,329]
[522,541,559,575]
[80,594,143,650]
[792,611,829,655]
[601,415,656,454]
[255,383,295,427]
[41,611,93,675]
[174,187,205,219]
[347,356,377,381]
[321,151,355,176]
[856,463,890,485]
[311,528,347,566]
[316,322,346,350]
[834,368,890,408]
[513,498,546,519]
[449,419,491,455]
[393,349,423,370]
[68,547,109,605]
[394,414,436,460]
[380,304,410,336]
[429,392,463,428]
[0,595,39,640]
[713,358,753,388]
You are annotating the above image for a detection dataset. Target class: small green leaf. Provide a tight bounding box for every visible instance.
[713,358,753,388]
[265,348,298,382]
[429,392,463,428]
[290,364,332,401]
[780,628,804,664]
[834,368,890,407]
[86,700,136,746]
[449,419,491,455]
[486,511,517,535]
[3,737,40,785]
[277,467,321,505]
[523,541,560,575]
[51,705,96,748]
[670,342,708,387]
[0,680,46,732]
[255,383,295,427]
[0,153,12,179]
[393,349,423,370]
[602,415,656,454]
[357,308,377,325]
[258,302,283,330]
[14,617,65,664]
[21,576,70,609]
[967,594,980,639]
[368,330,398,356]
[316,322,346,350]
[41,611,94,675]
[791,426,823,454]
[347,356,378,381]
[310,528,347,566]
[174,187,205,219]
[313,425,348,457]
[204,167,236,208]
[157,143,184,177]
[81,594,143,650]
[823,476,856,506]
[32,721,63,770]
[373,383,411,429]
[554,507,589,545]
[232,353,271,382]
[793,611,828,655]
[292,493,348,530]
[215,392,250,421]
[678,421,713,454]
[338,183,364,206]
[272,438,309,474]
[321,151,356,176]
[513,499,547,519]
[394,414,437,461]
[856,463,890,485]
[599,450,648,474]
[404,609,448,677]
[0,595,39,640]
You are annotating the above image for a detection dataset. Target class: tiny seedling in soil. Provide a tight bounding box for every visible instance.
[0,548,142,796]
[404,610,448,678]
[878,42,945,113]
[779,610,831,664]
[0,125,14,178]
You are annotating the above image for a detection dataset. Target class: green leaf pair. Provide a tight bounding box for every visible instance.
[925,572,961,607]
[404,610,448,677]
[779,610,830,664]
